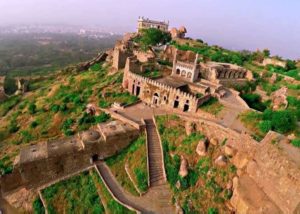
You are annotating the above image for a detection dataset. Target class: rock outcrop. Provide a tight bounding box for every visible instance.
[179,156,188,178]
[271,87,288,110]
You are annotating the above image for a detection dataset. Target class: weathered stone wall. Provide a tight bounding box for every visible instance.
[123,58,201,113]
[112,48,132,70]
[246,132,300,214]
[0,123,139,195]
[0,76,7,101]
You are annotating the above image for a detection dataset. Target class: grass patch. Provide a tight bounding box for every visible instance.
[106,135,148,194]
[91,170,135,214]
[42,170,105,214]
[199,97,223,115]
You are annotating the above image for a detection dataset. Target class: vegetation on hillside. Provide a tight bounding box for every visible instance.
[41,170,105,214]
[90,170,135,214]
[134,28,171,51]
[156,115,236,213]
[106,135,148,195]
[0,63,137,175]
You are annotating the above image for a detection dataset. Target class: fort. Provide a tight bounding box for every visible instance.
[1,17,299,214]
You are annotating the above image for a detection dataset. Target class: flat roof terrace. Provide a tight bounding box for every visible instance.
[156,76,188,89]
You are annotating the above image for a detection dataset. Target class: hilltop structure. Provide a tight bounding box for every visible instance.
[137,17,169,32]
[1,17,299,214]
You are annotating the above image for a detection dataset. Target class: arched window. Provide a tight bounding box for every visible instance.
[181,70,186,77]
[187,72,192,78]
[176,68,180,75]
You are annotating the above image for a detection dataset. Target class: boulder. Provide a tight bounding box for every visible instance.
[175,202,184,214]
[215,155,228,167]
[224,145,236,156]
[196,138,208,156]
[226,180,233,190]
[179,156,189,178]
[271,87,288,110]
[176,180,181,189]
[210,138,218,146]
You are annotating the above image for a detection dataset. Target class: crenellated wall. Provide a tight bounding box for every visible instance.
[123,58,209,113]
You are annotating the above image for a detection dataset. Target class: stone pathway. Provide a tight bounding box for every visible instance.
[95,162,175,214]
[94,106,175,213]
[145,119,166,187]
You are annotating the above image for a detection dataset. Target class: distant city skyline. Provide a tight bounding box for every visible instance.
[0,0,299,59]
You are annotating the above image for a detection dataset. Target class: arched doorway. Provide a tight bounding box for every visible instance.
[183,100,189,112]
[90,154,99,164]
[173,96,180,108]
[153,93,160,105]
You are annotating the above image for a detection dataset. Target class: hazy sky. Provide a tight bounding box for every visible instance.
[0,0,300,59]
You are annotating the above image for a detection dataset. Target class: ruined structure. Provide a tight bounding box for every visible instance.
[0,76,7,101]
[15,78,29,95]
[170,26,187,39]
[200,62,253,86]
[0,120,139,194]
[263,57,287,68]
[112,39,133,70]
[122,56,211,113]
[137,17,169,32]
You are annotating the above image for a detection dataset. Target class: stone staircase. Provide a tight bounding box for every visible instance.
[145,119,166,187]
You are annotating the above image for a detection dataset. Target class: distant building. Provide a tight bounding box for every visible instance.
[137,17,169,32]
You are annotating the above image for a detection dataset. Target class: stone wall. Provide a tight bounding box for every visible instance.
[246,131,300,214]
[123,58,202,113]
[1,122,139,195]
[0,76,7,101]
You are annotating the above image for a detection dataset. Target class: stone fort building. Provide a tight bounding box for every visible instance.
[137,17,169,33]
[1,120,139,194]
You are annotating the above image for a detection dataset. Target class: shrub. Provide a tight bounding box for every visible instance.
[32,197,45,214]
[95,112,110,123]
[50,104,60,113]
[241,93,266,111]
[9,120,19,133]
[134,168,148,192]
[258,120,272,133]
[28,103,37,114]
[208,207,218,214]
[30,121,39,128]
[98,99,110,108]
[291,139,300,148]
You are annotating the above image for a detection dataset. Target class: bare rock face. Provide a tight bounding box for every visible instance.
[179,156,189,178]
[210,138,218,146]
[269,73,277,84]
[224,145,236,156]
[271,87,288,110]
[215,155,228,167]
[196,138,208,156]
[175,202,184,214]
[226,180,233,190]
[185,121,196,136]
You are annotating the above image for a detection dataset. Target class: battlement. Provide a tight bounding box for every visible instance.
[127,69,199,102]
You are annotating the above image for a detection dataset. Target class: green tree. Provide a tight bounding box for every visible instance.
[263,49,271,57]
[138,28,171,50]
[286,60,297,71]
[259,120,272,133]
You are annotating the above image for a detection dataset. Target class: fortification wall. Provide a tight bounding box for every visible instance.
[246,132,300,214]
[125,69,200,113]
[1,125,139,195]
